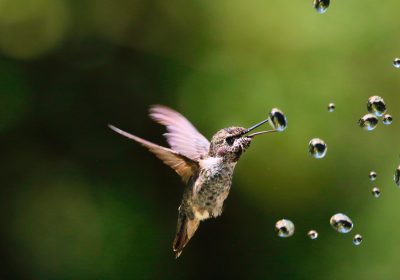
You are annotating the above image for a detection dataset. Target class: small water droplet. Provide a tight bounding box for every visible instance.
[393,58,400,69]
[309,138,327,159]
[330,213,353,233]
[275,219,295,238]
[394,165,400,187]
[307,230,318,240]
[269,108,287,131]
[313,0,330,14]
[353,234,362,246]
[372,187,381,198]
[369,171,377,181]
[328,103,335,112]
[367,96,387,117]
[358,114,378,131]
[383,114,393,125]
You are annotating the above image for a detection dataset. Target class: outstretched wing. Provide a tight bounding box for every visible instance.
[109,125,198,184]
[149,105,210,161]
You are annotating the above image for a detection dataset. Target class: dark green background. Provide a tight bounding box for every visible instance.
[1,0,400,279]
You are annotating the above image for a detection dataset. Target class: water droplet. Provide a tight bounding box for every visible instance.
[383,114,393,125]
[269,108,287,131]
[328,103,335,112]
[358,114,378,131]
[353,234,362,246]
[308,138,327,159]
[393,58,400,69]
[394,165,400,187]
[369,171,377,181]
[307,230,318,240]
[275,219,295,238]
[367,96,387,117]
[313,0,330,14]
[330,213,353,233]
[372,187,381,198]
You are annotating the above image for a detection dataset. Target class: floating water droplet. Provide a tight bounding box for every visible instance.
[307,230,318,240]
[308,138,327,159]
[393,58,400,69]
[330,213,353,233]
[275,219,295,238]
[353,234,362,246]
[358,114,378,131]
[372,187,381,198]
[328,103,335,112]
[367,96,387,117]
[269,108,287,131]
[369,171,377,181]
[313,0,330,14]
[394,165,400,187]
[383,114,393,125]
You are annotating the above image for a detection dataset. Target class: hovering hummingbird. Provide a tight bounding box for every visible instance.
[109,105,284,258]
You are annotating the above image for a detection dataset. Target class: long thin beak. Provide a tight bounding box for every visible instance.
[247,130,277,137]
[241,119,269,135]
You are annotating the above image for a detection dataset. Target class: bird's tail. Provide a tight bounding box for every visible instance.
[173,212,200,258]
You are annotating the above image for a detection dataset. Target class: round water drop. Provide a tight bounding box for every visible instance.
[372,187,381,198]
[367,96,387,117]
[393,58,400,69]
[269,108,287,132]
[275,219,295,238]
[330,213,353,233]
[383,114,393,125]
[353,234,362,246]
[369,171,377,181]
[308,138,327,159]
[394,165,400,187]
[307,230,318,240]
[313,0,330,14]
[328,103,335,112]
[358,114,378,131]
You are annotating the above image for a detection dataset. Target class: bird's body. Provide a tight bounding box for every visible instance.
[109,105,273,258]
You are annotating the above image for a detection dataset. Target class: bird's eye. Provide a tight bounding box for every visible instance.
[225,136,234,145]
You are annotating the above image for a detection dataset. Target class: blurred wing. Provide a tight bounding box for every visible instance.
[109,125,198,183]
[149,105,210,161]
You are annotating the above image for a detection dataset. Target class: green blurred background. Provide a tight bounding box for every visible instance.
[1,0,400,279]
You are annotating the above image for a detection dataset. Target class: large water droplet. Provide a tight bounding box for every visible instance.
[358,114,378,131]
[309,138,327,159]
[328,103,335,112]
[307,230,318,240]
[275,219,295,238]
[383,114,393,125]
[369,171,377,181]
[394,165,400,187]
[313,0,330,14]
[330,213,353,233]
[353,234,362,246]
[367,96,387,117]
[269,108,287,132]
[372,187,381,198]
[393,58,400,69]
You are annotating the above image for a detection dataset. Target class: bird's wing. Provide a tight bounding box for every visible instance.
[149,105,210,161]
[109,125,198,184]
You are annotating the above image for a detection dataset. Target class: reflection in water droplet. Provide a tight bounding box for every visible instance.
[330,213,353,233]
[353,234,362,246]
[369,171,377,181]
[328,103,335,112]
[275,219,295,238]
[372,187,381,198]
[307,230,318,240]
[367,96,386,117]
[394,165,400,187]
[313,0,330,14]
[269,108,287,131]
[383,114,393,125]
[309,138,327,159]
[393,58,400,69]
[358,114,378,131]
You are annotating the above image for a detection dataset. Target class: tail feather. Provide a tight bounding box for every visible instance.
[173,213,200,258]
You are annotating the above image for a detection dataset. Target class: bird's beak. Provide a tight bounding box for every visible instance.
[239,119,277,137]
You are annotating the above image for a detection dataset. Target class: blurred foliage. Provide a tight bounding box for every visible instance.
[1,0,400,279]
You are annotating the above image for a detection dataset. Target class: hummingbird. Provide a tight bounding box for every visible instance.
[109,105,277,258]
